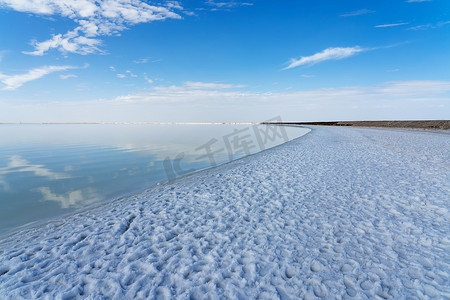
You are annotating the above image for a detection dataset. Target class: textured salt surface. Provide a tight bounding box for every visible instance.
[0,126,449,299]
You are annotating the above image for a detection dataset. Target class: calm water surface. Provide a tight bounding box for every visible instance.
[0,124,308,236]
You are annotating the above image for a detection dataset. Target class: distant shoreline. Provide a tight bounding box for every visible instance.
[263,120,450,130]
[0,122,260,125]
[1,120,449,130]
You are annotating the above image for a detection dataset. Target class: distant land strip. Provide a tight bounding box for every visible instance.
[263,120,450,130]
[1,121,449,130]
[0,122,259,125]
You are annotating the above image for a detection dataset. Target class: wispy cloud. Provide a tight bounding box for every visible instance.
[377,80,450,95]
[24,29,103,56]
[109,80,450,123]
[0,50,10,64]
[148,81,246,92]
[0,65,78,90]
[406,0,431,2]
[375,23,409,28]
[0,0,183,55]
[133,58,149,64]
[183,81,246,89]
[284,47,366,70]
[144,74,153,84]
[133,58,162,64]
[340,9,375,17]
[408,21,450,30]
[126,70,138,78]
[60,74,77,79]
[409,24,432,30]
[115,70,137,78]
[1,80,449,122]
[166,1,183,10]
[205,0,253,9]
[122,80,450,105]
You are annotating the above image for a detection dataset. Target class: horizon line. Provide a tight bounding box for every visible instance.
[0,122,263,125]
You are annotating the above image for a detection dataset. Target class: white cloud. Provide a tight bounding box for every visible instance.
[115,71,137,78]
[300,74,316,78]
[126,70,138,77]
[375,23,409,28]
[408,21,450,31]
[377,80,450,95]
[409,24,433,30]
[183,81,246,89]
[166,1,183,10]
[0,50,13,65]
[113,80,450,105]
[0,65,77,90]
[284,47,366,70]
[109,80,450,122]
[1,80,449,122]
[406,0,431,2]
[133,58,149,64]
[144,74,153,84]
[132,58,161,64]
[147,81,246,91]
[205,0,253,9]
[0,0,183,55]
[340,9,375,17]
[60,74,77,79]
[23,28,103,56]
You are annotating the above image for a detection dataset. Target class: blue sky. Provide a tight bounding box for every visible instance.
[0,0,449,122]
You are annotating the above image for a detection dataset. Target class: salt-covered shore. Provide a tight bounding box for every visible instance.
[0,126,449,299]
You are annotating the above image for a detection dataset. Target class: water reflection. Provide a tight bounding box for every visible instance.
[35,187,101,209]
[0,155,70,182]
[0,123,309,236]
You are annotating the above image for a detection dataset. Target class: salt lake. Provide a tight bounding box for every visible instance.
[0,123,309,236]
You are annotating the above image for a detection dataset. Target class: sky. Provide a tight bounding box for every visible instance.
[0,0,449,122]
